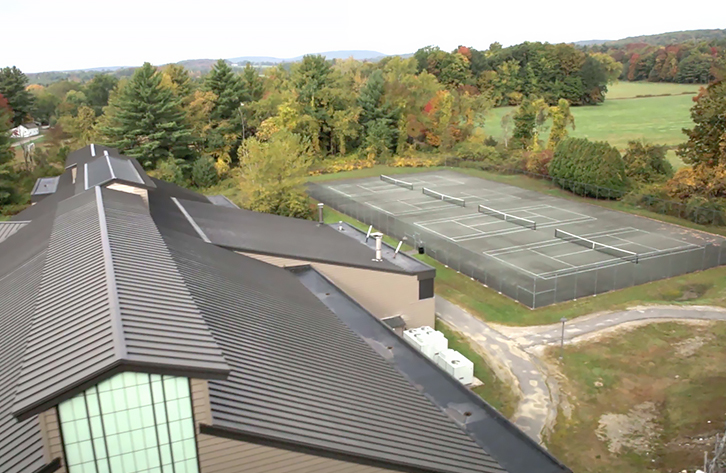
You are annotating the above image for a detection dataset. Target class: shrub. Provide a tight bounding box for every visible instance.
[452,141,499,162]
[308,155,375,176]
[622,140,673,184]
[190,156,218,188]
[524,150,553,176]
[549,137,627,198]
[152,156,186,186]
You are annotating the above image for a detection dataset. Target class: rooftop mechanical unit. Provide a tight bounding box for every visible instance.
[403,326,448,360]
[434,349,474,386]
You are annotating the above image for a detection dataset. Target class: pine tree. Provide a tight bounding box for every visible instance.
[357,70,398,156]
[204,60,246,122]
[0,95,16,205]
[99,63,195,168]
[240,64,264,103]
[0,66,34,126]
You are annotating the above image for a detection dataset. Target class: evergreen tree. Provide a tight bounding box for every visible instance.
[358,70,398,156]
[99,63,195,168]
[0,66,34,126]
[241,64,264,103]
[0,95,16,205]
[204,60,245,121]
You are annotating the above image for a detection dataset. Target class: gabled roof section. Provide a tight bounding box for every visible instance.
[31,177,59,197]
[83,153,156,191]
[65,144,119,168]
[0,221,29,243]
[173,198,428,275]
[0,218,55,473]
[163,229,504,473]
[11,187,228,420]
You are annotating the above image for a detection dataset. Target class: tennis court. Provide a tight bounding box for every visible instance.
[309,170,726,308]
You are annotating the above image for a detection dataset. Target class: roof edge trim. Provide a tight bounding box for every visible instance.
[95,186,127,360]
[32,458,62,473]
[199,424,447,473]
[171,197,211,243]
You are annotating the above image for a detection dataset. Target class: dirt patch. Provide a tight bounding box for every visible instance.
[596,402,661,455]
[660,283,713,301]
[674,334,714,357]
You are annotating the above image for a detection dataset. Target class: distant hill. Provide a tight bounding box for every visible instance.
[227,50,388,64]
[574,39,611,46]
[580,29,726,47]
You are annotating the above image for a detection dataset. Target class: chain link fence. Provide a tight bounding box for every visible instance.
[310,182,726,309]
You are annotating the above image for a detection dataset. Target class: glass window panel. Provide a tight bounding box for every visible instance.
[140,406,155,428]
[115,411,130,434]
[154,403,167,424]
[132,429,148,452]
[156,424,169,445]
[163,377,177,400]
[151,380,164,404]
[134,450,148,470]
[127,407,143,431]
[174,461,187,473]
[181,438,196,461]
[162,465,174,473]
[73,397,88,419]
[89,416,104,439]
[110,375,124,391]
[121,452,136,471]
[185,458,198,473]
[109,456,123,472]
[176,378,190,399]
[143,426,158,448]
[62,421,78,444]
[126,386,139,410]
[99,391,114,413]
[97,378,112,393]
[178,399,192,422]
[166,400,179,423]
[65,443,81,466]
[138,384,152,407]
[168,421,182,443]
[78,440,95,463]
[119,432,134,452]
[146,448,161,468]
[171,441,185,464]
[159,444,172,466]
[103,414,117,435]
[97,461,110,473]
[81,461,98,473]
[87,394,100,417]
[105,434,120,457]
[112,389,127,412]
[75,419,91,442]
[92,437,107,459]
[180,419,194,441]
[59,401,75,422]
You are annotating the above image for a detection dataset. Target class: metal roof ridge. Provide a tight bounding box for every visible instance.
[171,197,211,243]
[95,186,127,360]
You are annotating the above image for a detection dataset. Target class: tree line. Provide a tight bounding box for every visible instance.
[584,39,726,84]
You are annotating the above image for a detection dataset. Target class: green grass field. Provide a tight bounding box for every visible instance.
[603,81,702,99]
[547,322,726,473]
[483,82,700,149]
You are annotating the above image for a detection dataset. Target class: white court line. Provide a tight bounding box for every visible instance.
[413,223,458,242]
[529,248,576,268]
[604,234,660,252]
[452,216,598,243]
[484,227,638,255]
[328,186,353,198]
[454,220,487,234]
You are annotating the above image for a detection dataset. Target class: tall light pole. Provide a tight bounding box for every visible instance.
[238,102,246,141]
[559,317,567,360]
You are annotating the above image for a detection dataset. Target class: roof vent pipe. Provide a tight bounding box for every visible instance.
[90,144,96,156]
[317,203,324,225]
[103,150,109,157]
[372,232,383,262]
[338,220,343,231]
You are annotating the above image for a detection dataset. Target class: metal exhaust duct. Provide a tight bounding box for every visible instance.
[317,203,324,224]
[372,232,383,261]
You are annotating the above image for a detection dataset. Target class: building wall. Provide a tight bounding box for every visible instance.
[39,408,67,472]
[105,183,149,206]
[239,253,435,329]
[191,380,391,473]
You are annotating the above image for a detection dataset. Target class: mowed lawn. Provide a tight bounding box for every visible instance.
[547,322,726,473]
[483,82,701,149]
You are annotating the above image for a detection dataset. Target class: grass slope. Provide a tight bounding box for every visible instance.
[483,82,700,149]
[436,320,518,418]
[547,322,726,473]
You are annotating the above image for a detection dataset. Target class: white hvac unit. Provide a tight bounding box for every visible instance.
[434,349,474,385]
[403,326,448,360]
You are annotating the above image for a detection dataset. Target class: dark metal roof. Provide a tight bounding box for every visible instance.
[297,267,571,473]
[163,229,504,473]
[207,195,240,209]
[0,217,56,473]
[12,188,229,420]
[173,198,430,275]
[83,154,156,190]
[10,170,75,223]
[64,144,119,168]
[31,177,59,196]
[0,221,29,243]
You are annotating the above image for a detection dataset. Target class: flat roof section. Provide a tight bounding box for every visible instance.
[31,176,59,196]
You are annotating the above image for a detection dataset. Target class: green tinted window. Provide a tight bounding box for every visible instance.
[58,373,198,473]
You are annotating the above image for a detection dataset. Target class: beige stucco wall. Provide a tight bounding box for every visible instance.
[239,252,434,329]
[106,182,149,206]
[39,407,66,472]
[191,379,391,473]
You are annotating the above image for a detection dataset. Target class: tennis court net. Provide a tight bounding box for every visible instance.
[380,174,414,190]
[478,205,536,230]
[422,187,465,207]
[555,229,639,264]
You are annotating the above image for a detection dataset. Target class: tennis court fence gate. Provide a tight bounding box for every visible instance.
[308,183,726,309]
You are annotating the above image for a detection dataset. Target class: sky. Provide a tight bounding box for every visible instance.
[3,0,725,73]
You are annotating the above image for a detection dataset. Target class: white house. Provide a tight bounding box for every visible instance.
[10,123,39,138]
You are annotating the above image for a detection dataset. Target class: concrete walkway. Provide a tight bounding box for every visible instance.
[435,298,557,444]
[435,298,726,445]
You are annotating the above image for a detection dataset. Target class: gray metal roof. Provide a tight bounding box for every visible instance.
[0,221,29,243]
[173,198,431,275]
[83,154,156,190]
[0,218,55,472]
[12,188,229,420]
[163,229,504,473]
[64,144,120,168]
[297,267,571,473]
[31,177,59,196]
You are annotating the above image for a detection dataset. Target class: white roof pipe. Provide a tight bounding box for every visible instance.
[372,232,383,262]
